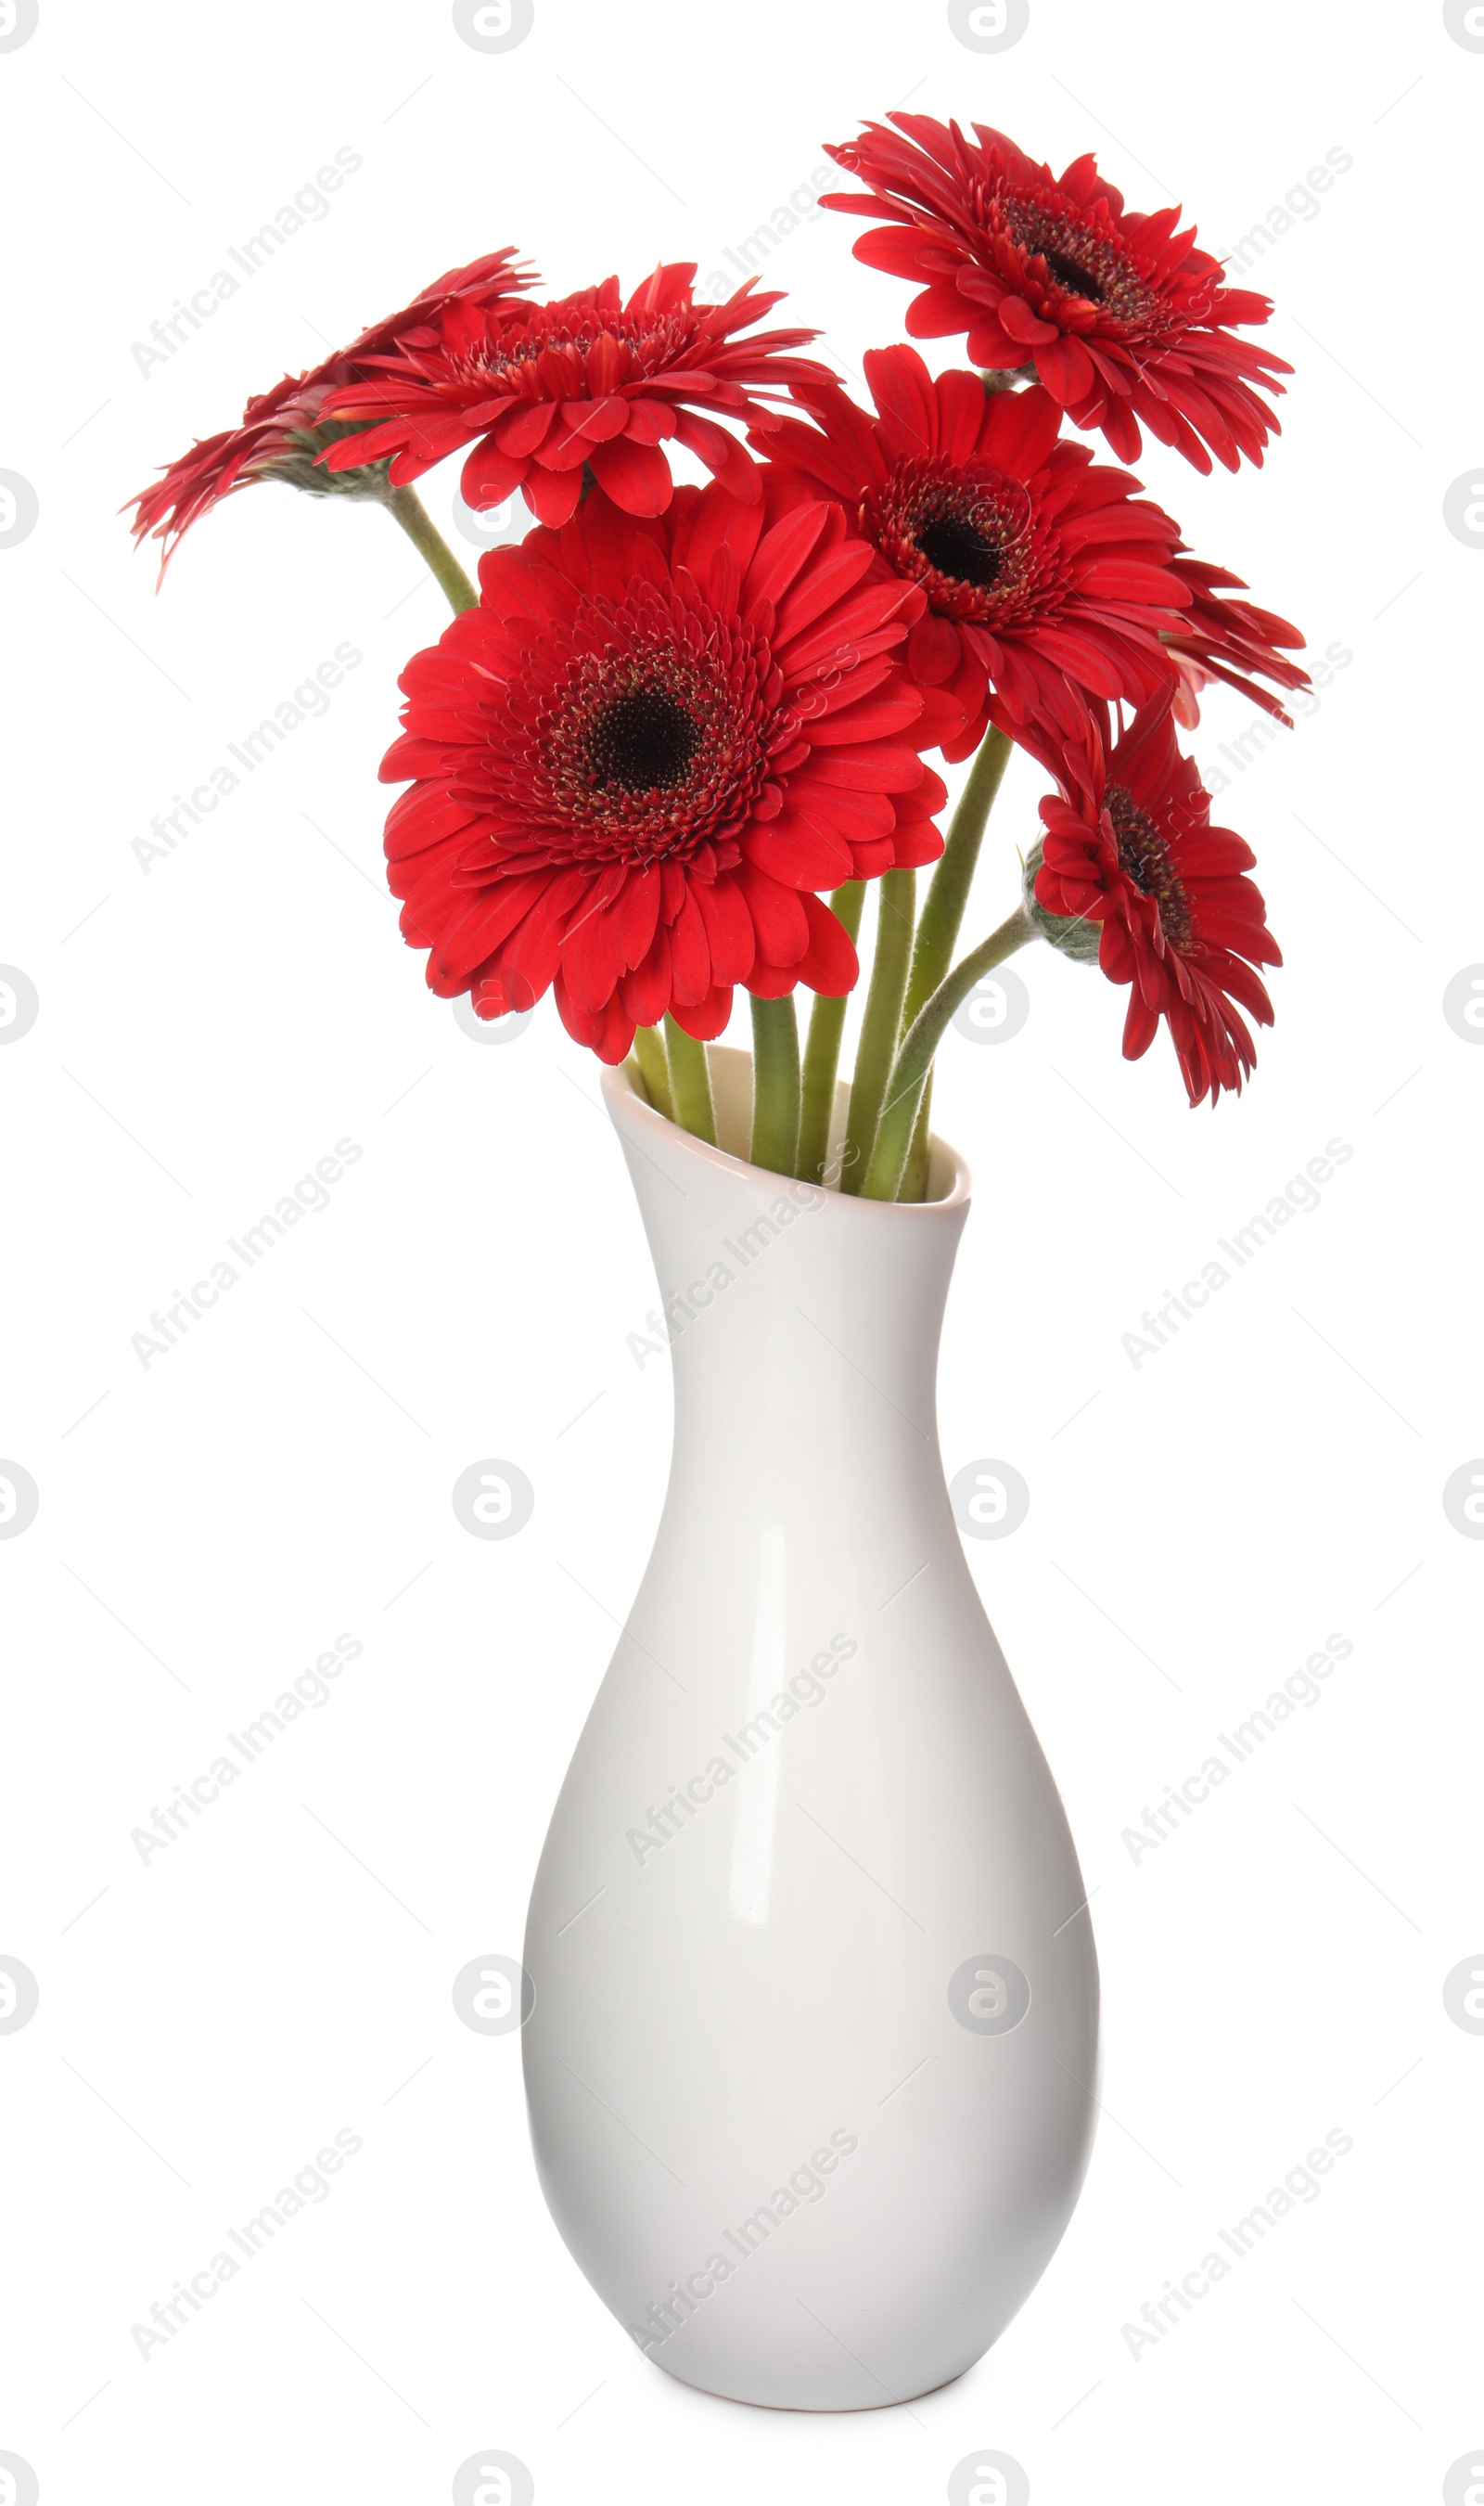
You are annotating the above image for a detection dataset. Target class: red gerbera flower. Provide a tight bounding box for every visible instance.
[319,265,834,530]
[127,249,536,577]
[822,115,1289,475]
[1032,691,1280,1104]
[752,346,1190,763]
[1163,553,1309,727]
[379,479,946,1063]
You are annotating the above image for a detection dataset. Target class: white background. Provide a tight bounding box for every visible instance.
[2,1,1480,2500]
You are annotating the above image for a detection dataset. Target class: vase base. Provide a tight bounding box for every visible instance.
[650,2354,972,2414]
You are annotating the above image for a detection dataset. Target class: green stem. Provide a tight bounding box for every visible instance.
[863,905,1037,1202]
[840,867,915,1195]
[899,1078,935,1205]
[663,1015,717,1145]
[748,995,801,1176]
[797,880,865,1185]
[384,484,480,615]
[902,725,1014,1031]
[632,1024,674,1121]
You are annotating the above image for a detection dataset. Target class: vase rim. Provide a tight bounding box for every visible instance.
[602,1045,973,1215]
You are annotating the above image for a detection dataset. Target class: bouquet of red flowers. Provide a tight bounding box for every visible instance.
[131,109,1307,1200]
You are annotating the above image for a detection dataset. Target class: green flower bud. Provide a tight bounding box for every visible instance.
[1021,836,1103,962]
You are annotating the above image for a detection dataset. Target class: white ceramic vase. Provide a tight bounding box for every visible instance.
[522,1047,1098,2410]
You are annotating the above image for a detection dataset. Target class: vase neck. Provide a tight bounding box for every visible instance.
[604,1053,970,1508]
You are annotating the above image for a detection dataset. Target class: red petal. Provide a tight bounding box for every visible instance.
[618,925,672,1026]
[565,394,630,443]
[460,437,528,508]
[672,409,758,499]
[1033,333,1096,402]
[935,367,991,463]
[523,464,584,527]
[589,434,674,515]
[907,610,962,685]
[794,890,859,996]
[675,480,766,600]
[691,874,757,983]
[559,895,623,1014]
[613,867,662,967]
[743,818,854,889]
[744,955,802,998]
[555,971,633,1064]
[802,743,926,793]
[888,814,945,869]
[982,381,1064,476]
[669,983,733,1041]
[771,538,878,645]
[736,861,809,966]
[998,296,1059,348]
[667,888,711,1004]
[496,401,557,456]
[863,343,938,454]
[743,499,832,608]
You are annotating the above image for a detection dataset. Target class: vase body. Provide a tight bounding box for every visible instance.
[522,1050,1098,2410]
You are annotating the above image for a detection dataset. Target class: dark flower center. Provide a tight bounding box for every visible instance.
[1040,249,1107,304]
[480,585,783,869]
[1106,781,1196,952]
[998,196,1158,328]
[914,512,1004,589]
[584,686,701,791]
[872,457,1036,623]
